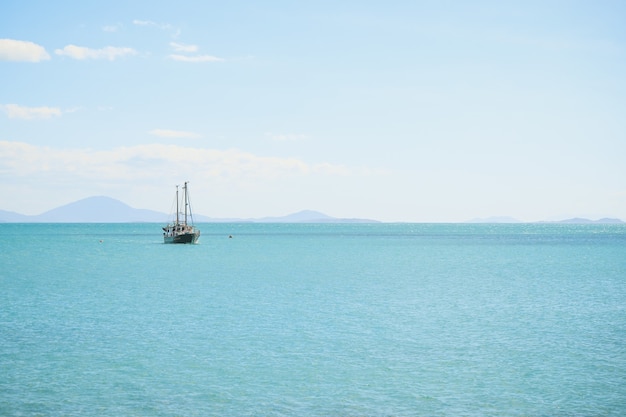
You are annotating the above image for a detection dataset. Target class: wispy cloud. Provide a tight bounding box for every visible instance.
[0,141,354,183]
[167,41,223,63]
[54,45,137,60]
[133,19,173,30]
[2,104,62,120]
[0,38,50,62]
[133,19,180,38]
[168,54,224,63]
[149,129,202,139]
[102,25,120,33]
[169,42,198,53]
[64,106,82,114]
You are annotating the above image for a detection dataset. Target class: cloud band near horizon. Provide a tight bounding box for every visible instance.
[2,104,62,119]
[0,140,353,184]
[55,45,137,60]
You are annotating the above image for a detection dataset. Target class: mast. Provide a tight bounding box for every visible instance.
[184,181,189,225]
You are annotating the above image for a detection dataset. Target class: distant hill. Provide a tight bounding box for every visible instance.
[0,197,379,223]
[0,197,174,223]
[33,196,169,223]
[466,216,522,223]
[2,198,621,224]
[256,210,379,223]
[550,217,624,224]
[0,209,31,222]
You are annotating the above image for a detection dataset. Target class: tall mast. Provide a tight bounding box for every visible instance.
[184,181,189,225]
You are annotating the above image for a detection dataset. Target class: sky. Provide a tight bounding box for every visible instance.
[1,0,625,222]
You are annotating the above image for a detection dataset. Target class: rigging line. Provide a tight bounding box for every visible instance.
[186,183,195,224]
[168,185,179,222]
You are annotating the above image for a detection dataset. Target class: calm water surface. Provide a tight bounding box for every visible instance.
[1,223,625,416]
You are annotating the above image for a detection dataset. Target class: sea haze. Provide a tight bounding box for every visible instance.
[0,197,378,223]
[0,197,622,224]
[1,223,625,416]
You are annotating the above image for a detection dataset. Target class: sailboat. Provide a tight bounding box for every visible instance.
[162,181,201,244]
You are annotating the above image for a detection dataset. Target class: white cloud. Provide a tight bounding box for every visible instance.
[102,25,120,32]
[133,19,180,37]
[149,129,202,139]
[168,54,224,63]
[169,42,198,53]
[2,104,62,119]
[133,19,173,30]
[0,141,353,183]
[54,45,137,60]
[0,38,50,62]
[167,41,223,63]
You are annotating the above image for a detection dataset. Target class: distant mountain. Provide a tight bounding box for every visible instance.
[256,210,379,223]
[257,210,334,223]
[0,197,169,223]
[0,209,32,222]
[3,198,621,224]
[0,197,379,223]
[551,217,624,224]
[36,196,169,223]
[466,216,522,224]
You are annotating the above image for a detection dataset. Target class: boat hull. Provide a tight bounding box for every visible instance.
[164,231,200,244]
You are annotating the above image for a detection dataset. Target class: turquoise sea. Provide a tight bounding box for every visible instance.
[1,223,625,416]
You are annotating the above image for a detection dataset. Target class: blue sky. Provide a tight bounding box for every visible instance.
[1,1,625,221]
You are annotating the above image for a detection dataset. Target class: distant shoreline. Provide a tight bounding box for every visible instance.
[1,196,623,224]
